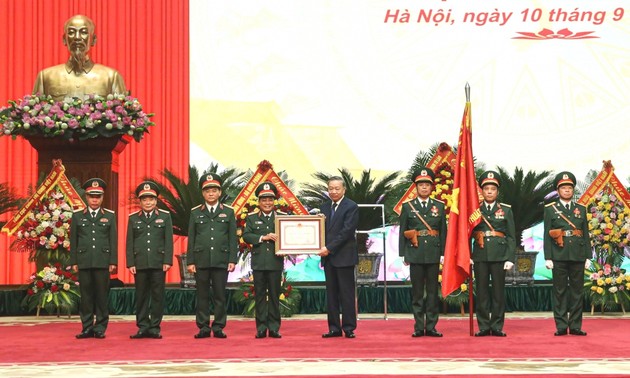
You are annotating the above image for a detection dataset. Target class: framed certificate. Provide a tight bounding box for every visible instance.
[275,215,325,255]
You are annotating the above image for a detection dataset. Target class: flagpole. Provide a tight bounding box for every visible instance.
[465,83,474,337]
[469,265,474,336]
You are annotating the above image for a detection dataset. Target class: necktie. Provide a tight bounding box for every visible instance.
[91,211,97,218]
[487,205,491,212]
[422,202,427,210]
[146,212,151,219]
[331,203,337,218]
[565,203,570,210]
[210,207,215,214]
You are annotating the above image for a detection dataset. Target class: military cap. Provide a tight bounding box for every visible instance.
[135,181,159,198]
[82,178,106,195]
[554,171,576,188]
[199,173,222,190]
[255,181,277,199]
[412,166,435,184]
[478,170,501,187]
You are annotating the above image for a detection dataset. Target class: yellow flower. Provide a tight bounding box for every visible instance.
[587,214,592,220]
[616,220,622,226]
[438,274,443,283]
[279,293,286,300]
[616,276,623,284]
[604,216,611,223]
[603,235,610,241]
[597,287,604,294]
[626,283,630,290]
[605,277,613,285]
[591,286,597,292]
[597,278,604,286]
[460,283,468,292]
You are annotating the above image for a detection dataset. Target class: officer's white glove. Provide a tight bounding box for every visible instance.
[440,256,444,264]
[585,259,592,269]
[545,260,554,270]
[504,261,514,270]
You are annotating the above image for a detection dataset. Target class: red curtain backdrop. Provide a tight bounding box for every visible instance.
[0,0,189,285]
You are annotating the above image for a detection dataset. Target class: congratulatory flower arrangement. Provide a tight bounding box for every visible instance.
[586,191,630,266]
[0,93,154,142]
[22,262,80,315]
[584,261,630,311]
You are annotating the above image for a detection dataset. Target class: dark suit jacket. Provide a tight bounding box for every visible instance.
[398,198,446,264]
[126,209,174,270]
[471,203,516,263]
[320,197,359,268]
[186,203,238,268]
[543,201,590,262]
[69,208,118,268]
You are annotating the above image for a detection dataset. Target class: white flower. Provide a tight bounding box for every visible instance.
[609,286,618,293]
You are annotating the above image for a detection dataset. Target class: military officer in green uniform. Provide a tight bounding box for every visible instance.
[242,182,285,339]
[70,178,117,339]
[544,171,591,336]
[126,181,173,339]
[471,171,516,337]
[399,167,447,337]
[187,174,238,339]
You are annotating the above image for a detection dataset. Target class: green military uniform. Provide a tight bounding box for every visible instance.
[69,178,117,338]
[126,181,174,339]
[544,171,590,335]
[398,167,447,336]
[243,209,285,336]
[188,174,238,337]
[471,170,516,336]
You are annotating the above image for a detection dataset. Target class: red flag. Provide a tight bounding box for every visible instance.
[441,100,482,297]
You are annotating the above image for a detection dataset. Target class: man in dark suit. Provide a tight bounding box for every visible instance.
[242,182,285,339]
[544,171,591,336]
[187,174,238,339]
[471,171,516,337]
[318,176,359,339]
[398,167,446,337]
[70,178,117,339]
[126,181,174,339]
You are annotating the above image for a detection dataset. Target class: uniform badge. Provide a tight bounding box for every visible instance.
[144,183,151,190]
[263,183,270,190]
[430,205,439,217]
[495,208,505,219]
[155,218,164,224]
[100,218,108,223]
[92,181,99,187]
[488,172,494,179]
[563,174,569,180]
[573,207,581,218]
[206,174,213,181]
[219,213,227,217]
[421,169,427,176]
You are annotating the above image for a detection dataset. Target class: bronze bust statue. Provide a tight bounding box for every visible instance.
[32,15,127,101]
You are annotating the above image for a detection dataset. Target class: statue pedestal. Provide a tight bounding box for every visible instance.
[25,135,130,209]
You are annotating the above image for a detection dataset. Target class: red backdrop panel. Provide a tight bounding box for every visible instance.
[0,0,189,285]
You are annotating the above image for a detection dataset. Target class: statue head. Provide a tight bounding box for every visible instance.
[62,15,96,71]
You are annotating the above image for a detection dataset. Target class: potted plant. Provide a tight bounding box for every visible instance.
[496,167,554,285]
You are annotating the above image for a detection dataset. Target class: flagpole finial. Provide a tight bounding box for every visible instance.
[465,83,470,102]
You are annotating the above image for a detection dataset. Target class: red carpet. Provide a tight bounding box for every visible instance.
[1,317,628,364]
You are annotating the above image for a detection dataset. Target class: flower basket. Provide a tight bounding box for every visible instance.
[21,263,80,316]
[584,260,630,312]
[235,274,301,317]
